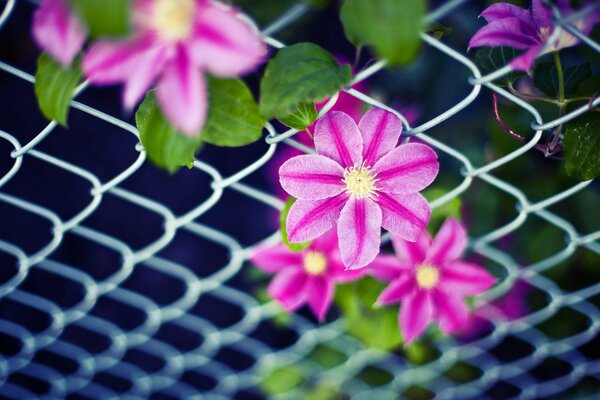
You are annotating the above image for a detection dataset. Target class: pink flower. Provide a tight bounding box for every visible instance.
[32,0,87,66]
[251,230,365,321]
[469,0,600,71]
[373,218,496,344]
[278,108,439,270]
[82,0,267,135]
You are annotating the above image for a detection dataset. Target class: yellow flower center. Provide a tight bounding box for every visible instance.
[343,163,378,199]
[303,252,327,275]
[538,27,550,40]
[416,264,440,290]
[152,0,196,42]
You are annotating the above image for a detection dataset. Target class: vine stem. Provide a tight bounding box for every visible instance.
[548,51,566,155]
[553,51,565,104]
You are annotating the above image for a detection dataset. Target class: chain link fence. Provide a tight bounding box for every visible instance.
[0,0,599,398]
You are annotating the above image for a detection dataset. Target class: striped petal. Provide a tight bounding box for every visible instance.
[287,195,348,243]
[307,276,334,321]
[337,197,382,270]
[400,290,434,344]
[359,108,402,166]
[279,155,345,200]
[427,218,467,265]
[314,112,363,168]
[433,289,469,334]
[391,230,431,266]
[373,143,439,194]
[376,274,415,306]
[267,268,309,312]
[251,243,303,274]
[369,254,411,282]
[377,192,430,242]
[442,261,496,296]
[468,17,540,49]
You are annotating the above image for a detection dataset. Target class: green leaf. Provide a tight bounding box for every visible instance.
[70,0,130,38]
[340,0,425,66]
[534,62,592,98]
[278,102,318,130]
[474,47,525,87]
[259,43,352,119]
[280,198,311,252]
[34,53,82,126]
[201,76,266,147]
[335,277,403,350]
[564,112,600,181]
[260,365,305,395]
[136,92,203,173]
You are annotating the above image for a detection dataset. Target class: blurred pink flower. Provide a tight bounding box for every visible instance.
[469,0,600,71]
[373,218,496,344]
[279,108,438,270]
[251,230,365,321]
[32,0,87,66]
[82,0,266,135]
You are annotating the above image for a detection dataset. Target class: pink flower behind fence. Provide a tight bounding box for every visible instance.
[82,0,266,136]
[469,0,600,71]
[279,108,439,270]
[251,230,366,321]
[372,218,496,344]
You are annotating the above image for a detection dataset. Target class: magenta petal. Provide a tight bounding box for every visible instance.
[250,243,303,274]
[314,112,363,168]
[337,198,382,270]
[376,275,415,306]
[378,192,430,242]
[509,43,544,71]
[156,46,207,136]
[374,143,439,194]
[187,2,266,76]
[267,268,309,312]
[287,195,348,243]
[391,230,431,266]
[468,18,540,49]
[33,0,87,67]
[427,218,467,265]
[358,108,402,166]
[433,290,469,334]
[480,3,533,24]
[307,277,334,321]
[279,155,345,200]
[531,0,551,30]
[400,290,434,345]
[442,261,496,296]
[369,254,411,282]
[122,45,168,109]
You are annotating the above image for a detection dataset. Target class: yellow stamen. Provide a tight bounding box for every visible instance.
[416,264,440,290]
[303,252,327,275]
[343,163,378,199]
[152,0,196,42]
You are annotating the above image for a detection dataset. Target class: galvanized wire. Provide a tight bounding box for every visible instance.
[0,0,599,399]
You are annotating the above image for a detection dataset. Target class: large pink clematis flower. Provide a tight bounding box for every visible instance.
[469,0,600,71]
[279,109,439,270]
[82,0,267,135]
[372,218,496,344]
[32,0,87,66]
[251,230,365,321]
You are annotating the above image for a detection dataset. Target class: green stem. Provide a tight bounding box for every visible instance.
[553,51,565,104]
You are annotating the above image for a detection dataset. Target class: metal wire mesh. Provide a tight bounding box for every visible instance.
[0,0,599,398]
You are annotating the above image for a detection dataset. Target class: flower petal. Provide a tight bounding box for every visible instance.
[469,17,541,49]
[373,143,439,194]
[400,290,434,345]
[369,254,411,282]
[337,197,382,270]
[358,108,402,166]
[442,262,496,296]
[433,289,469,334]
[314,112,363,168]
[391,230,431,266]
[427,218,467,265]
[377,192,430,242]
[509,43,544,71]
[480,3,533,25]
[532,0,552,30]
[250,243,303,274]
[376,275,415,306]
[267,268,309,312]
[287,195,348,243]
[187,1,266,76]
[307,276,334,321]
[33,0,87,67]
[279,155,345,200]
[156,45,207,136]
